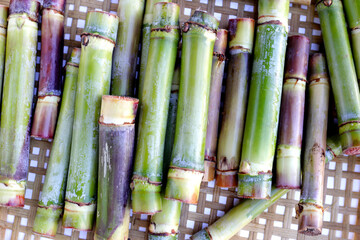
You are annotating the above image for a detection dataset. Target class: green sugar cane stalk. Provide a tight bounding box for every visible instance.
[0,5,8,106]
[276,35,310,189]
[0,0,40,208]
[111,0,145,96]
[164,10,218,204]
[138,0,171,101]
[325,135,342,163]
[343,0,360,81]
[148,58,182,240]
[95,96,139,240]
[63,11,119,231]
[317,0,360,155]
[191,188,289,240]
[238,0,289,199]
[131,2,180,214]
[203,29,228,183]
[296,53,329,236]
[32,48,81,237]
[31,0,66,140]
[216,18,254,188]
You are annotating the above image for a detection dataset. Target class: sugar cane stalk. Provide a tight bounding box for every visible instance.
[343,0,360,81]
[33,48,81,237]
[296,53,329,236]
[0,0,40,207]
[276,35,310,189]
[325,135,342,163]
[63,11,119,230]
[95,96,138,240]
[111,0,145,96]
[138,0,170,101]
[317,0,360,155]
[191,188,289,240]
[31,0,66,140]
[203,29,228,183]
[165,11,218,204]
[216,18,254,188]
[148,59,182,240]
[0,5,8,105]
[131,2,180,214]
[238,0,289,199]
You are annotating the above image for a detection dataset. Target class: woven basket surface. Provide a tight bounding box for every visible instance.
[0,0,359,239]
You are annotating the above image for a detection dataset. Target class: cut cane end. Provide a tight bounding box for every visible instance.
[165,168,203,204]
[33,206,62,238]
[148,233,178,240]
[237,173,272,199]
[297,204,323,236]
[190,229,212,240]
[215,170,237,188]
[148,223,178,240]
[339,123,360,155]
[62,201,96,231]
[31,96,60,140]
[203,160,215,182]
[0,179,26,207]
[131,178,162,215]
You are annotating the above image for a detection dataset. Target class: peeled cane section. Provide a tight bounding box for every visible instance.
[138,0,170,101]
[0,5,8,104]
[0,0,40,207]
[33,48,81,238]
[148,64,182,239]
[317,0,360,155]
[191,188,289,240]
[203,29,228,182]
[131,2,180,214]
[237,0,289,199]
[111,0,145,96]
[297,53,329,236]
[95,96,138,240]
[216,18,254,188]
[343,0,360,81]
[276,35,310,189]
[164,10,218,204]
[63,11,119,231]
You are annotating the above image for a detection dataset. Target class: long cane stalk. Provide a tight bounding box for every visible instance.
[31,0,66,140]
[238,0,289,199]
[191,188,289,240]
[111,0,145,96]
[0,0,40,207]
[343,0,360,81]
[276,35,310,189]
[165,10,218,204]
[216,18,254,188]
[95,96,138,240]
[63,11,119,231]
[203,29,228,182]
[131,2,180,214]
[148,60,182,240]
[138,0,170,101]
[317,0,360,155]
[297,53,329,236]
[0,5,8,105]
[33,48,81,237]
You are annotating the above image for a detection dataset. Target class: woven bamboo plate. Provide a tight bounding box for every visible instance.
[0,0,359,239]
